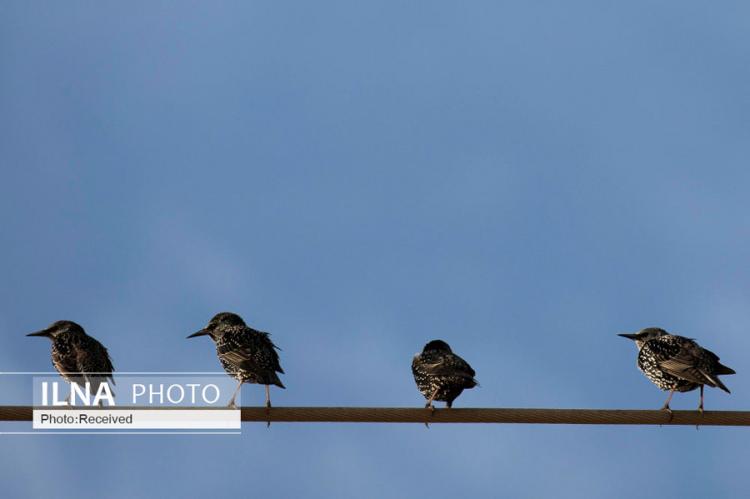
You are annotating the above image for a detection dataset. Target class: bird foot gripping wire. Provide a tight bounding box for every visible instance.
[695,404,704,430]
[424,403,436,428]
[660,405,674,423]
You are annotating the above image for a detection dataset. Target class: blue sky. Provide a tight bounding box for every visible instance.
[2,1,750,497]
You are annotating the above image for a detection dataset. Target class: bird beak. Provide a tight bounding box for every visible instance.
[618,333,637,340]
[187,328,210,339]
[27,328,52,337]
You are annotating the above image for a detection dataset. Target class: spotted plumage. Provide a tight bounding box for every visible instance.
[27,320,115,400]
[619,327,735,412]
[188,312,284,410]
[412,340,478,409]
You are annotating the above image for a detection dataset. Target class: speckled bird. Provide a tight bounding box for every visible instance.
[27,320,115,402]
[619,327,735,413]
[188,312,285,409]
[412,340,478,410]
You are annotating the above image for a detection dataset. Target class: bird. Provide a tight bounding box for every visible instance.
[619,327,735,414]
[27,320,115,404]
[188,312,285,411]
[412,339,478,411]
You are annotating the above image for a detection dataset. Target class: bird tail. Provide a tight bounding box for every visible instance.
[715,363,736,376]
[270,373,285,389]
[706,374,731,394]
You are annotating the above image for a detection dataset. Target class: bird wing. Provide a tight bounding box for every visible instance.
[52,352,79,381]
[219,346,260,370]
[657,340,719,387]
[76,340,116,385]
[218,331,284,374]
[418,353,476,379]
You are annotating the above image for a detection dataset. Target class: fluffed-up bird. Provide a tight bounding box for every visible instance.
[188,312,285,410]
[412,339,478,411]
[619,327,735,413]
[27,320,115,404]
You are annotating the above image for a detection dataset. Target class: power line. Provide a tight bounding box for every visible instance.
[1,406,749,426]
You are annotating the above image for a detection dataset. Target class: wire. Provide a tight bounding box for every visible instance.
[1,406,749,426]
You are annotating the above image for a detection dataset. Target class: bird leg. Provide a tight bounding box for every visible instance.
[424,388,439,428]
[265,385,272,429]
[661,389,675,422]
[425,387,439,413]
[693,385,706,430]
[227,380,243,409]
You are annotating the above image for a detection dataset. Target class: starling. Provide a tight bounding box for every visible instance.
[412,340,478,410]
[619,327,735,413]
[27,320,115,403]
[188,312,285,410]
